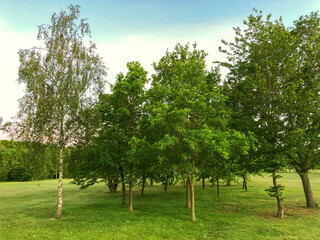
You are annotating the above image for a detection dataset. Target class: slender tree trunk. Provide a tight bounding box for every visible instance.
[186,178,191,208]
[298,171,318,208]
[141,177,146,197]
[202,178,205,189]
[243,174,248,192]
[164,183,168,192]
[226,180,232,186]
[120,166,126,205]
[55,170,58,179]
[150,178,153,187]
[272,169,284,218]
[190,177,195,222]
[55,89,65,219]
[113,179,118,192]
[217,179,220,197]
[129,180,133,211]
[55,145,64,219]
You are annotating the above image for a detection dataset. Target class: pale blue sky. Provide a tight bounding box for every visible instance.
[1,0,320,39]
[1,0,320,133]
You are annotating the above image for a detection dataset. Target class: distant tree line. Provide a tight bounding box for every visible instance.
[0,140,62,181]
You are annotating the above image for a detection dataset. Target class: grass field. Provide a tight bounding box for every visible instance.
[1,173,320,240]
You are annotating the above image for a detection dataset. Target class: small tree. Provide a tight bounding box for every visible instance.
[17,5,106,218]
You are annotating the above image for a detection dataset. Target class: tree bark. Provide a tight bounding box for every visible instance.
[226,180,232,186]
[141,178,146,197]
[120,166,126,205]
[164,183,168,192]
[55,145,64,219]
[186,178,191,208]
[202,178,205,189]
[129,180,133,211]
[272,169,284,218]
[298,171,318,208]
[113,181,118,193]
[243,174,248,192]
[107,178,118,193]
[217,178,220,198]
[190,177,195,222]
[150,178,153,187]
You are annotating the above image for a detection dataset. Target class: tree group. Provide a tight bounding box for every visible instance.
[6,6,320,221]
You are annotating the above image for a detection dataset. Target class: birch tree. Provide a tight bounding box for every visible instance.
[17,5,106,219]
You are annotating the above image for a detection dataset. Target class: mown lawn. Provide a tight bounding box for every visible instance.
[1,173,320,240]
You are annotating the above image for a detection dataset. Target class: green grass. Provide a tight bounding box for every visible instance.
[1,173,320,240]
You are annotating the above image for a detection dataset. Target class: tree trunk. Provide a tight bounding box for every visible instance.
[164,183,168,193]
[202,178,205,189]
[298,171,318,208]
[141,178,146,197]
[186,178,191,208]
[243,174,248,191]
[190,177,195,222]
[119,166,126,204]
[226,180,232,186]
[107,179,112,192]
[55,145,64,219]
[129,180,133,211]
[150,178,153,187]
[113,181,118,193]
[272,169,284,218]
[107,178,118,193]
[217,179,220,197]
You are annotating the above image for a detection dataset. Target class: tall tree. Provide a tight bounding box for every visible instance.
[98,61,148,211]
[283,12,320,208]
[149,43,234,221]
[17,5,106,218]
[219,10,295,217]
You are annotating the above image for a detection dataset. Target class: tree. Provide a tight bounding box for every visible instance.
[283,12,320,208]
[17,5,106,219]
[221,10,320,210]
[219,10,296,217]
[98,61,148,211]
[148,43,234,221]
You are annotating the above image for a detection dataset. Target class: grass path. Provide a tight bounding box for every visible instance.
[1,173,320,239]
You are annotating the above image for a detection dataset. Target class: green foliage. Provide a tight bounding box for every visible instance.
[148,43,229,179]
[70,61,149,189]
[220,9,292,173]
[17,4,106,147]
[0,140,59,181]
[265,184,285,200]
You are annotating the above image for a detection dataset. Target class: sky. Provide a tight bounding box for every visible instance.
[1,0,320,138]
